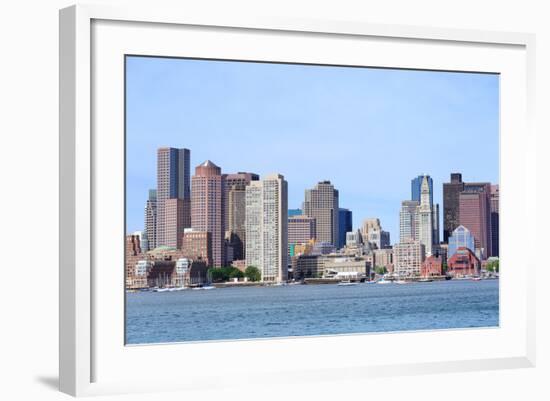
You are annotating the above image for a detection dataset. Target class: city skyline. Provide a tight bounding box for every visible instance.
[126,56,499,240]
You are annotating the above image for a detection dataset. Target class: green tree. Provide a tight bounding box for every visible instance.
[374,266,387,275]
[229,268,244,279]
[245,266,261,282]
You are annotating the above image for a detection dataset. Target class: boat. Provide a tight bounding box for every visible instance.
[337,280,359,286]
[471,277,482,281]
[154,287,171,293]
[395,280,409,284]
[376,279,392,284]
[192,285,216,290]
[419,278,433,282]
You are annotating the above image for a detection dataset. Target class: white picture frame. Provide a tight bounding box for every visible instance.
[59,4,536,397]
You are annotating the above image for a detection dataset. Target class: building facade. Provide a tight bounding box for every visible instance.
[156,147,191,247]
[399,201,420,243]
[443,173,492,256]
[490,184,499,257]
[459,185,491,259]
[338,208,353,249]
[143,189,157,251]
[288,215,316,256]
[182,229,212,266]
[447,225,475,259]
[245,174,288,282]
[443,173,465,242]
[303,181,339,246]
[447,247,481,277]
[191,160,225,267]
[394,241,425,277]
[420,255,443,277]
[224,172,259,261]
[417,175,434,255]
[163,198,190,249]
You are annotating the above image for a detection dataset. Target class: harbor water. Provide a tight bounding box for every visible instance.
[126,279,499,344]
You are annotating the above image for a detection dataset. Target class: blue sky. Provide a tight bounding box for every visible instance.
[126,56,499,243]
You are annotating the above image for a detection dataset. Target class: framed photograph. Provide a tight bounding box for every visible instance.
[59,4,536,396]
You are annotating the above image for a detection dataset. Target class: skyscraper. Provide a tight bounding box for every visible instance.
[459,187,491,259]
[245,174,288,282]
[156,147,190,247]
[338,208,353,249]
[412,174,440,246]
[143,189,157,251]
[191,160,225,267]
[164,198,190,249]
[288,215,316,257]
[223,172,259,262]
[417,175,434,255]
[490,184,499,257]
[399,201,420,243]
[411,175,433,206]
[303,181,339,246]
[443,173,464,243]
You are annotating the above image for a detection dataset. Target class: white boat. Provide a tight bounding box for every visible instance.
[337,280,359,286]
[154,288,171,292]
[192,285,216,290]
[395,280,409,284]
[418,278,433,282]
[376,279,392,284]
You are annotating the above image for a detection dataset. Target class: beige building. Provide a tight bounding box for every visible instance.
[394,241,425,277]
[303,181,339,246]
[245,174,288,282]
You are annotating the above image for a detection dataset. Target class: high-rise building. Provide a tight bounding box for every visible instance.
[443,173,464,242]
[223,172,259,262]
[303,181,339,246]
[412,174,440,246]
[288,215,316,251]
[459,186,491,259]
[411,175,434,206]
[399,201,420,243]
[143,189,157,251]
[490,184,499,257]
[338,208,353,249]
[417,175,434,255]
[223,172,259,226]
[447,225,475,258]
[443,173,491,251]
[156,147,190,247]
[245,174,288,282]
[361,218,381,240]
[227,183,247,261]
[191,160,225,267]
[164,198,190,249]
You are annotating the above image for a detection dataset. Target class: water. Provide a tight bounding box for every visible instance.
[125,279,499,344]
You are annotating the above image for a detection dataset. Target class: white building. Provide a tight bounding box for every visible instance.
[417,175,434,255]
[245,174,288,282]
[399,176,436,256]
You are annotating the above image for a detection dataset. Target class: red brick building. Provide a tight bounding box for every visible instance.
[191,160,224,266]
[447,247,481,277]
[420,255,442,277]
[182,230,212,266]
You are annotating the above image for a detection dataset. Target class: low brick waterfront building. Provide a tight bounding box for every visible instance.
[420,255,442,277]
[447,247,481,277]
